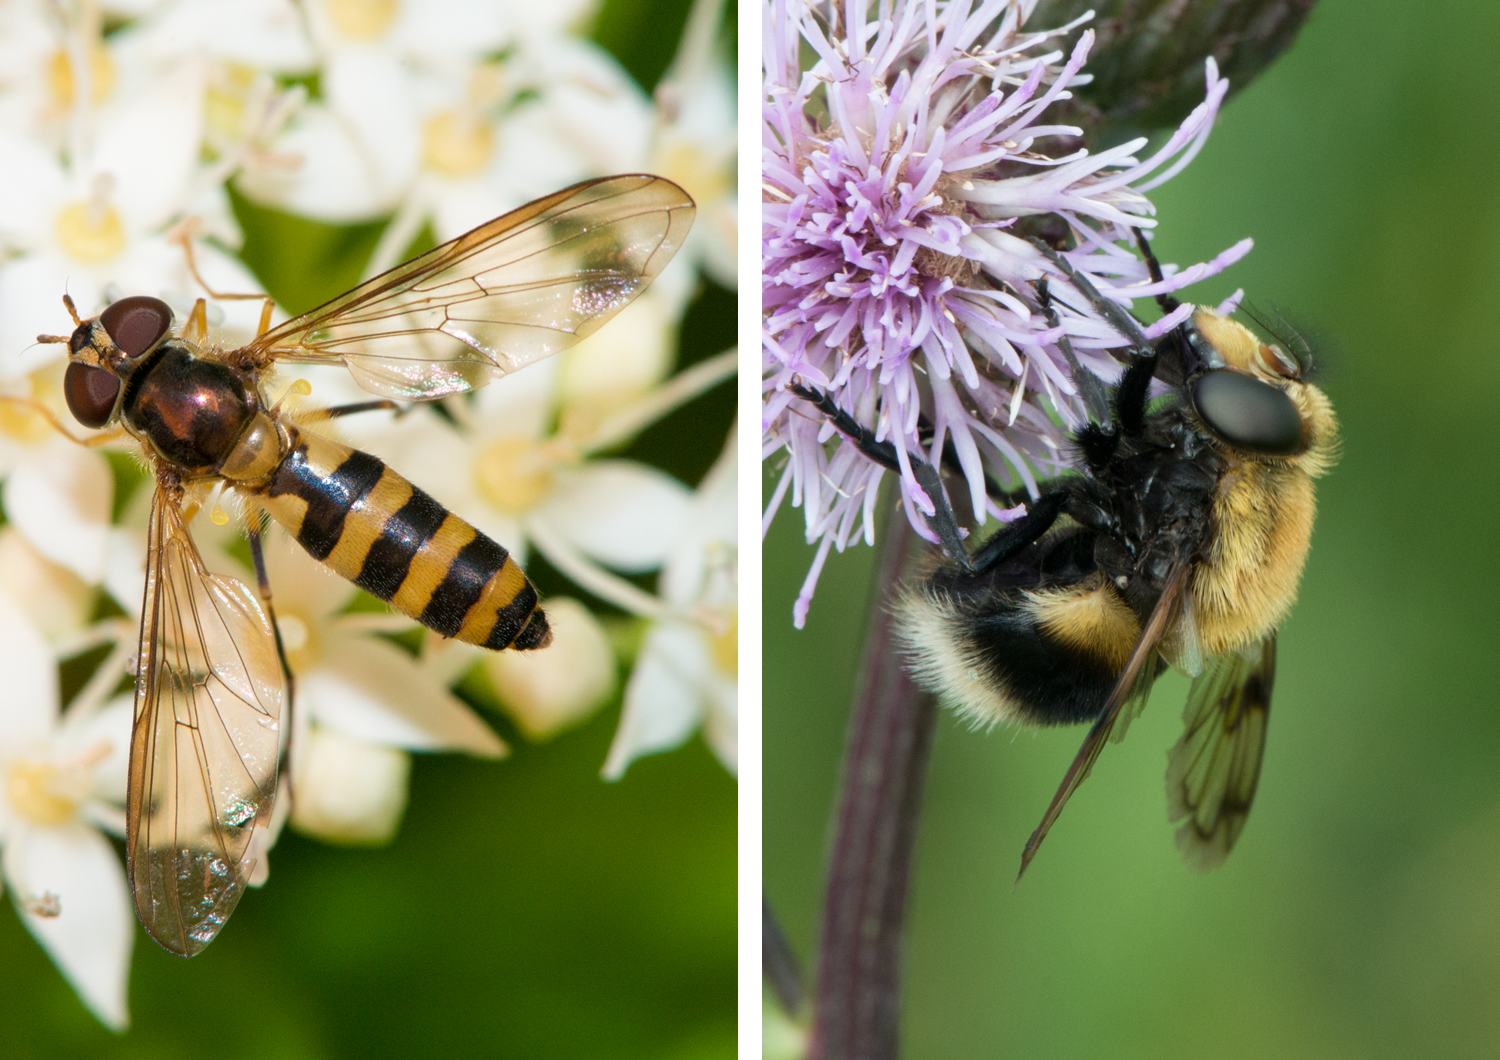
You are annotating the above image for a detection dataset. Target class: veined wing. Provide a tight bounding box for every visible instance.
[126,482,284,957]
[1017,563,1189,881]
[242,174,695,400]
[1166,633,1275,872]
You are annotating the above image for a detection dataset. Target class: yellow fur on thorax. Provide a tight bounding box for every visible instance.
[1193,461,1315,656]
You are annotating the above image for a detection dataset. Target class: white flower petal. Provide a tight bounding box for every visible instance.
[0,254,96,381]
[95,62,206,229]
[602,621,709,779]
[4,439,113,583]
[542,461,691,572]
[484,597,614,739]
[59,695,135,807]
[0,528,94,640]
[290,725,409,845]
[303,634,506,756]
[4,822,133,1031]
[0,128,65,247]
[0,588,59,749]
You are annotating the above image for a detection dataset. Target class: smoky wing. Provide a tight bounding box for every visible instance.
[1016,563,1189,881]
[1165,633,1275,872]
[242,174,695,400]
[126,485,284,957]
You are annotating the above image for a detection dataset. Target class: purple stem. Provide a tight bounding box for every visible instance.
[809,505,937,1060]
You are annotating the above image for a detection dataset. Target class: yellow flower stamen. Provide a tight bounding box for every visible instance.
[276,611,321,674]
[9,761,76,826]
[48,42,114,107]
[326,0,398,40]
[475,437,557,515]
[56,176,125,264]
[422,111,495,177]
[707,607,737,677]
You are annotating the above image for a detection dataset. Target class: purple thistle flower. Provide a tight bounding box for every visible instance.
[762,0,1254,627]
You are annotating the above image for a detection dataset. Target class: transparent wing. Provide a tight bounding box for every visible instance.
[1165,633,1275,872]
[126,484,284,956]
[242,174,695,399]
[1017,563,1189,881]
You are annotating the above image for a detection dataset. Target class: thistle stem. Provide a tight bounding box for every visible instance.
[808,506,936,1060]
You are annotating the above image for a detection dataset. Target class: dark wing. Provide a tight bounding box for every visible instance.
[1016,563,1189,881]
[126,483,284,957]
[240,174,695,399]
[1165,633,1275,872]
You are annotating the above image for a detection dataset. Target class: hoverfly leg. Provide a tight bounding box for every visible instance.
[246,514,296,789]
[0,396,121,447]
[254,297,274,339]
[1131,228,1182,314]
[786,378,972,570]
[1029,239,1156,356]
[968,491,1067,574]
[186,298,209,344]
[308,399,406,422]
[1036,277,1112,430]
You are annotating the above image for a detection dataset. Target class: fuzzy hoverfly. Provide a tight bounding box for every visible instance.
[37,175,694,956]
[790,231,1337,879]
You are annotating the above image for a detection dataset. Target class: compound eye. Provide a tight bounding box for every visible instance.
[64,362,121,428]
[1191,369,1304,455]
[99,295,172,358]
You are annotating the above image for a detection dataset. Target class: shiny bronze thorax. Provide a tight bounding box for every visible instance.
[121,344,261,475]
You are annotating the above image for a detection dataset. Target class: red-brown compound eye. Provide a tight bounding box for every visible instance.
[98,295,172,357]
[64,362,121,428]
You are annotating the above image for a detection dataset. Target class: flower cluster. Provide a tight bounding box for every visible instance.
[762,0,1251,625]
[0,0,734,1030]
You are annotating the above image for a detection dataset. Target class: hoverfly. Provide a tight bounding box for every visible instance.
[38,175,694,955]
[790,231,1336,878]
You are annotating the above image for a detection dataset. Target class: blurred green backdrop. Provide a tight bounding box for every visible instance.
[764,0,1500,1056]
[0,0,736,1057]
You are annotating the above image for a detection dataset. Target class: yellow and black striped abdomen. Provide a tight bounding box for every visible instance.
[250,429,550,651]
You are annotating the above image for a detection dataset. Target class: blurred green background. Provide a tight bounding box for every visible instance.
[764,0,1500,1056]
[0,0,736,1056]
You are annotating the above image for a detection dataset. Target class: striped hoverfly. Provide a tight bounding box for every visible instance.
[37,175,694,956]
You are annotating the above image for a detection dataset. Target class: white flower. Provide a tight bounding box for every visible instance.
[604,427,736,778]
[0,590,134,1030]
[0,367,116,586]
[0,49,271,373]
[648,0,737,302]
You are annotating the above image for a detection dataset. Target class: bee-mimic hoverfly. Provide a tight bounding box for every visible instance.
[36,174,694,955]
[789,230,1337,879]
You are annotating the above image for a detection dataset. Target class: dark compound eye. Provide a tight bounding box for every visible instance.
[63,362,121,428]
[1191,369,1304,455]
[99,295,172,358]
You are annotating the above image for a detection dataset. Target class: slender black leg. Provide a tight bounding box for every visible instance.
[968,491,1067,574]
[786,379,973,570]
[1037,277,1112,430]
[1132,227,1182,314]
[247,514,297,788]
[1113,350,1160,437]
[1029,239,1156,355]
[311,399,405,421]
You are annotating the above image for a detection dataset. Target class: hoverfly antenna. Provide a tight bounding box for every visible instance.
[61,292,81,326]
[1241,303,1313,373]
[35,333,70,345]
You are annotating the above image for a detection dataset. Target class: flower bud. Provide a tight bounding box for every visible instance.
[1029,0,1315,142]
[290,725,410,845]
